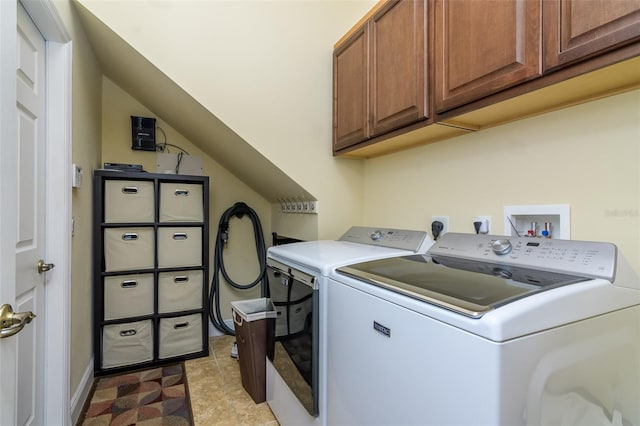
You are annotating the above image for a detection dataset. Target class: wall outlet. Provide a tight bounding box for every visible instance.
[474,216,491,234]
[431,215,449,239]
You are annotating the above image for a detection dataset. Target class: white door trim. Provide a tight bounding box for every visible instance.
[20,1,73,424]
[0,0,20,420]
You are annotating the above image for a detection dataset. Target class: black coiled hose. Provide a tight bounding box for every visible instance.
[208,202,268,335]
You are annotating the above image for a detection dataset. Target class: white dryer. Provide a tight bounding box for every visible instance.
[326,232,640,426]
[265,227,433,426]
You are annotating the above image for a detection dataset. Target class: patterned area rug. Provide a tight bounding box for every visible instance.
[79,363,193,426]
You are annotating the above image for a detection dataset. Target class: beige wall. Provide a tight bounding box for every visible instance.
[271,205,319,242]
[101,77,272,321]
[75,0,376,240]
[53,0,103,397]
[363,90,640,275]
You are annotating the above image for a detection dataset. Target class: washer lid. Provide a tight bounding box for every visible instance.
[336,254,588,318]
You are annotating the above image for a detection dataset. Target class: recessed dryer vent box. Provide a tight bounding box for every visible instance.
[504,204,570,239]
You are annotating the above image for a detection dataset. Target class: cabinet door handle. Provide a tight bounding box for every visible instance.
[174,276,189,283]
[121,280,138,288]
[122,233,139,241]
[174,189,190,196]
[120,329,137,337]
[122,186,139,194]
[174,322,189,329]
[172,233,188,240]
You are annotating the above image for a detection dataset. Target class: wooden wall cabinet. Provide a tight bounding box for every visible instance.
[436,0,640,113]
[435,0,541,113]
[333,0,428,152]
[93,170,210,375]
[333,25,369,150]
[543,0,640,71]
[333,0,640,158]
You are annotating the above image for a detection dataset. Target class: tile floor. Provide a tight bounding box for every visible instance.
[185,335,279,426]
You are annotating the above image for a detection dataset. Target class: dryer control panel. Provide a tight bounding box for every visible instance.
[428,233,616,281]
[339,226,432,253]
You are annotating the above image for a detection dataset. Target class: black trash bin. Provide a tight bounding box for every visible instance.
[231,298,276,403]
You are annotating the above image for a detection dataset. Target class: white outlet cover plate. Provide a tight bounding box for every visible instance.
[431,215,449,235]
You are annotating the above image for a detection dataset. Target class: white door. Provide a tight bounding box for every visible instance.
[0,3,48,425]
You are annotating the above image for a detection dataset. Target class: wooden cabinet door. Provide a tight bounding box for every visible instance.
[543,0,640,71]
[435,0,541,112]
[333,25,369,151]
[370,0,428,137]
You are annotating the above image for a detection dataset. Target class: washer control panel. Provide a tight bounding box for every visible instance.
[339,226,431,253]
[428,232,616,281]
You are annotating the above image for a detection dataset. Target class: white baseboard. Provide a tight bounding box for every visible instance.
[70,358,94,424]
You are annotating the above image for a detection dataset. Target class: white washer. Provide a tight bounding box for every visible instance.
[265,227,432,426]
[326,232,640,426]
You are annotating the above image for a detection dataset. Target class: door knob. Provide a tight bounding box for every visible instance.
[37,259,55,274]
[0,304,36,339]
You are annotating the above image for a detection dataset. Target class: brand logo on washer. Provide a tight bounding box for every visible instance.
[373,321,391,337]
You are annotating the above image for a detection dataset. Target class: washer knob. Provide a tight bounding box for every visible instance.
[370,230,383,241]
[491,239,513,255]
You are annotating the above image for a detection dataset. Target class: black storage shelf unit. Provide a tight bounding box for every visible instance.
[93,170,210,376]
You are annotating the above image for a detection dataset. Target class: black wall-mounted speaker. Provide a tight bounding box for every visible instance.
[131,116,157,151]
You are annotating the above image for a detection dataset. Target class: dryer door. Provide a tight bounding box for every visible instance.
[266,262,319,417]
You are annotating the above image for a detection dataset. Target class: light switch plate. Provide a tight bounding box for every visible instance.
[72,163,83,188]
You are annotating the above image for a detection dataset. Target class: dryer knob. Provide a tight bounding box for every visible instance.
[491,239,512,255]
[370,230,383,241]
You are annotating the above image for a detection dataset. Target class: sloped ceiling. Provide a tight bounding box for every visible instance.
[72,1,314,202]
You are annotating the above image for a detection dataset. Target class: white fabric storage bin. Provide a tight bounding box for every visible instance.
[158,270,203,313]
[159,183,204,222]
[159,314,203,359]
[104,274,154,320]
[104,227,155,272]
[102,320,153,368]
[157,227,202,268]
[104,180,154,223]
